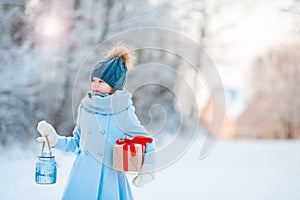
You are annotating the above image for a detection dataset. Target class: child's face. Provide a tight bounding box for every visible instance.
[91,77,114,94]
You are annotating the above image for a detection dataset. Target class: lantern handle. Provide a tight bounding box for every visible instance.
[41,136,52,155]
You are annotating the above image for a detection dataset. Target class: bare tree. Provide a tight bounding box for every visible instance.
[251,42,300,138]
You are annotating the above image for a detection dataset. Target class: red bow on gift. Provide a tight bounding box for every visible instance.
[115,136,153,171]
[116,136,153,157]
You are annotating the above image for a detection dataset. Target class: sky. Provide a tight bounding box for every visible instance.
[172,0,298,92]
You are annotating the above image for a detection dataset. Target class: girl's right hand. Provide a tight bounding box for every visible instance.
[36,120,60,147]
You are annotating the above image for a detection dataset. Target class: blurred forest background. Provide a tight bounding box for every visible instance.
[0,0,299,146]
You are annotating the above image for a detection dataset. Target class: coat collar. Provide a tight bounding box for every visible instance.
[81,89,132,114]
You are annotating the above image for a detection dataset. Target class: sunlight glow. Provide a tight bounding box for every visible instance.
[37,15,65,38]
[43,16,64,36]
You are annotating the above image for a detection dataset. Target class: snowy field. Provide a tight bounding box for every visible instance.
[1,138,300,200]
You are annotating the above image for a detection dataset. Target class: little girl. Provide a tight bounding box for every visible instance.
[37,44,156,200]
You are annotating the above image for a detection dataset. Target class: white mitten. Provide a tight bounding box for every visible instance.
[132,164,155,187]
[36,120,60,147]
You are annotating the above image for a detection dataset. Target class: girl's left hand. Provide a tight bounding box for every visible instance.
[132,164,155,187]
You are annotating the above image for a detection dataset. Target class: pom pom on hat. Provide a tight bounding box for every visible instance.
[104,43,135,71]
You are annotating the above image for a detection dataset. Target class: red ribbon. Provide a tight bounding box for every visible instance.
[116,136,153,171]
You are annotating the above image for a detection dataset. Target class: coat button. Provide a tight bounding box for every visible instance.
[101,130,106,135]
[98,151,103,156]
[87,128,92,134]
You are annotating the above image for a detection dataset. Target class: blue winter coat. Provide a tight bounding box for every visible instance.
[54,89,156,200]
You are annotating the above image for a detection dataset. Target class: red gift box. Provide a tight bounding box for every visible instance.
[113,136,153,172]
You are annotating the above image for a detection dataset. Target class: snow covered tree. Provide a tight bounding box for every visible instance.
[249,42,300,138]
[0,1,38,145]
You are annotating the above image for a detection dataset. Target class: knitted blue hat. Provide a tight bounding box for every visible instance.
[91,57,127,90]
[91,44,134,90]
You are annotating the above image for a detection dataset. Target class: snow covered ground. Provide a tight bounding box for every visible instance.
[1,138,300,200]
